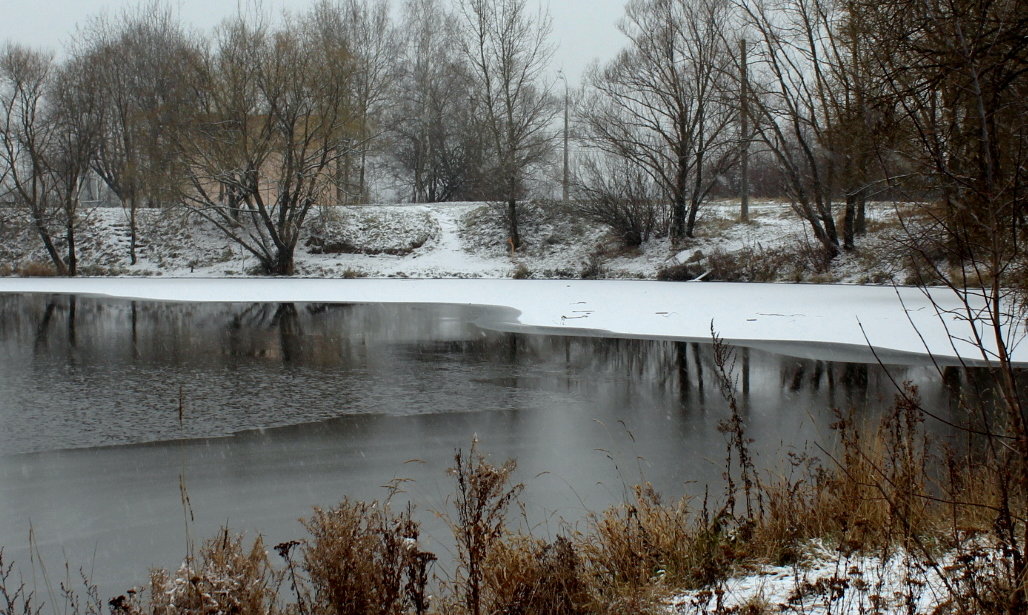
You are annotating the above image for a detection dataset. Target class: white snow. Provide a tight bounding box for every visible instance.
[0,200,908,281]
[666,541,982,614]
[0,277,1022,365]
[2,200,1023,364]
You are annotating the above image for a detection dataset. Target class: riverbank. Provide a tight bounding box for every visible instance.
[0,201,921,283]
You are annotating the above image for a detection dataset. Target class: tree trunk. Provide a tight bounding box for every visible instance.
[66,217,77,276]
[359,146,368,203]
[686,198,701,238]
[507,198,520,250]
[855,189,867,235]
[740,38,749,223]
[268,245,295,276]
[129,197,138,265]
[843,192,856,250]
[671,194,687,244]
[821,204,839,246]
[32,218,68,276]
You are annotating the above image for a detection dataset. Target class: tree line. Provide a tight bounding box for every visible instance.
[0,0,1024,277]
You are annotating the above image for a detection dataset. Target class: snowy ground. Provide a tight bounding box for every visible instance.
[666,540,1003,614]
[0,200,914,282]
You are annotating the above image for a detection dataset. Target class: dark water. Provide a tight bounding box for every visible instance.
[0,294,971,599]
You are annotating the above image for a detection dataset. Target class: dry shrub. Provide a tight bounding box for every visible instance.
[581,483,699,606]
[480,535,590,615]
[705,243,830,283]
[147,530,279,615]
[301,500,432,615]
[749,386,934,561]
[447,444,523,615]
[511,263,532,279]
[573,158,668,248]
[17,261,57,277]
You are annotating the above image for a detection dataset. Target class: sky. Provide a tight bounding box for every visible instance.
[0,0,628,83]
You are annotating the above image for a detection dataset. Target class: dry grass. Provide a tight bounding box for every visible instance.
[142,531,279,615]
[0,549,43,615]
[478,535,591,615]
[657,241,834,283]
[16,261,58,277]
[301,500,432,615]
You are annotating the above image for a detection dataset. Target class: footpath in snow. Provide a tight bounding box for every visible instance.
[0,277,1021,366]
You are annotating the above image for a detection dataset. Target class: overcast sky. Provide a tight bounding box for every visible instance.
[0,0,627,83]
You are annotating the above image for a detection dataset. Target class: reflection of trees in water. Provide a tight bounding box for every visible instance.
[33,299,57,352]
[23,295,76,356]
[0,295,1007,425]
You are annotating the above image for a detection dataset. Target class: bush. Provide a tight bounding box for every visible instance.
[704,242,830,283]
[580,254,605,280]
[512,263,532,279]
[573,158,668,248]
[481,535,591,615]
[301,500,433,615]
[146,531,279,615]
[17,261,57,277]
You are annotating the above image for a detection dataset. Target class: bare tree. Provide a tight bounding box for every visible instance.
[737,0,851,258]
[0,45,100,275]
[76,2,197,264]
[319,0,398,204]
[175,8,359,275]
[574,154,667,246]
[854,2,1028,606]
[389,0,487,202]
[582,0,738,244]
[456,0,557,249]
[0,46,64,272]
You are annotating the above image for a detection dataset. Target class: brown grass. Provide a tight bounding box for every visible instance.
[301,500,432,615]
[16,261,58,277]
[145,531,280,615]
[479,535,591,615]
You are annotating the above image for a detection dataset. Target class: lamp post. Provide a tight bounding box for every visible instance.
[557,70,569,203]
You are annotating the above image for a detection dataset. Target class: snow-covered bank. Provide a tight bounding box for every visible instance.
[666,541,991,614]
[0,277,1021,365]
[0,201,919,283]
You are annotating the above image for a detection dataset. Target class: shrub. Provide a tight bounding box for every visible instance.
[573,158,668,248]
[704,242,830,283]
[512,263,532,279]
[17,261,57,277]
[583,487,727,612]
[580,255,605,280]
[447,444,523,615]
[301,500,433,615]
[147,531,279,615]
[481,535,590,615]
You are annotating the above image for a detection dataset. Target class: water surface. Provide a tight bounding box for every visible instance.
[0,294,969,598]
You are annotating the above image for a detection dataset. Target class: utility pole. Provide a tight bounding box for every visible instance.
[558,70,569,203]
[740,38,749,223]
